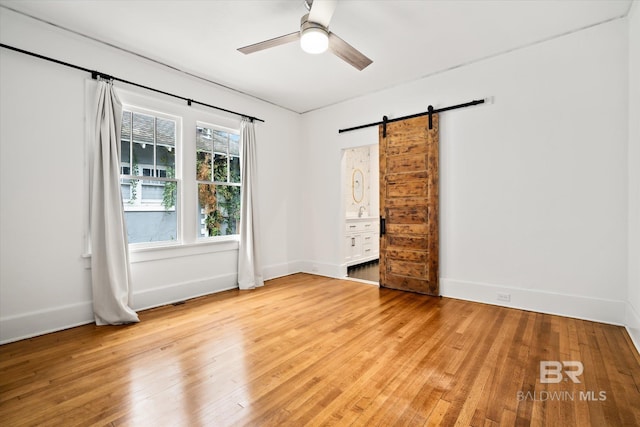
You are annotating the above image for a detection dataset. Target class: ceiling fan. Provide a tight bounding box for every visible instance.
[237,0,372,71]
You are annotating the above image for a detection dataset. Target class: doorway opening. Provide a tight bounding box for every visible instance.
[343,144,380,284]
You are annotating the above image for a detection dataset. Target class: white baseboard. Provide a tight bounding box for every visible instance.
[0,262,304,345]
[0,301,94,345]
[132,273,238,312]
[299,260,344,279]
[0,273,239,345]
[3,269,636,355]
[440,278,626,326]
[262,260,305,281]
[625,302,640,355]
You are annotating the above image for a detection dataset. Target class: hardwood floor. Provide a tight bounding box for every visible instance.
[1,273,639,426]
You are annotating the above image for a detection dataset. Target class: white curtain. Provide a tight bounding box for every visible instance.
[238,118,264,290]
[89,80,139,325]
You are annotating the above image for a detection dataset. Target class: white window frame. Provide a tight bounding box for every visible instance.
[111,88,242,259]
[119,105,182,247]
[84,83,242,266]
[196,121,242,240]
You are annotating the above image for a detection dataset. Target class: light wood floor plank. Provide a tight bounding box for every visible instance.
[1,273,639,426]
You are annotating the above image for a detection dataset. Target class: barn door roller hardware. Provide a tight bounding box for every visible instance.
[339,98,486,134]
[427,105,434,130]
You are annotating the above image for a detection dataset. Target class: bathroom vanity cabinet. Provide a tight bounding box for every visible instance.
[345,217,379,266]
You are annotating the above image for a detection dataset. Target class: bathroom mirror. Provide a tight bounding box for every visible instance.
[352,168,364,203]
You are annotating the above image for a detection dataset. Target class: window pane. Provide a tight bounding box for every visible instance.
[121,140,130,164]
[156,117,175,148]
[156,117,175,173]
[123,179,178,244]
[132,142,152,176]
[196,126,212,182]
[213,153,228,182]
[230,156,240,183]
[121,111,132,140]
[141,181,163,201]
[122,178,177,206]
[197,183,240,238]
[121,181,131,201]
[157,145,175,173]
[196,151,212,181]
[132,112,154,144]
[213,130,228,153]
[229,133,240,156]
[196,126,212,151]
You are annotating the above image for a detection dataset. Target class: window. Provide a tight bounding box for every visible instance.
[120,109,178,244]
[196,124,241,238]
[115,99,241,249]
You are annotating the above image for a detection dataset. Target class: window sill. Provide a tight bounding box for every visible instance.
[130,238,239,263]
[83,237,240,267]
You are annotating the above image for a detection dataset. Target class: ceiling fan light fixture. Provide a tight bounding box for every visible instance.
[300,26,329,54]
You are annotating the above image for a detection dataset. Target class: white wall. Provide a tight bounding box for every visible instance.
[627,1,640,350]
[0,8,303,343]
[302,18,629,325]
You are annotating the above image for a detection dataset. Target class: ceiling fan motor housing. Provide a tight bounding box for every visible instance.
[300,13,329,54]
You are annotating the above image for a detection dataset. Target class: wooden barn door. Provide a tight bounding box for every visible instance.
[379,114,439,295]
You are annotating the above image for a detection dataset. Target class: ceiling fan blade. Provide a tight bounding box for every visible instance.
[308,0,337,28]
[238,32,300,55]
[328,32,372,71]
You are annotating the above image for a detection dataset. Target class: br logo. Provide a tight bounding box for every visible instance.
[540,361,584,384]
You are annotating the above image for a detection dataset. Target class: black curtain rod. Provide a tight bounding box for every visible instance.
[0,43,265,123]
[338,98,485,134]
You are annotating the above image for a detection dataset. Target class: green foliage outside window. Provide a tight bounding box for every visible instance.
[197,153,241,237]
[162,166,176,212]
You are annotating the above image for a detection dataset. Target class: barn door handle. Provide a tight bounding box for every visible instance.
[380,217,386,236]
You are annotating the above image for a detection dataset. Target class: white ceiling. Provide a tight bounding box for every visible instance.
[0,0,633,113]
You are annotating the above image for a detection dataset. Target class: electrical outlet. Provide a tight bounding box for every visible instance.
[497,292,511,302]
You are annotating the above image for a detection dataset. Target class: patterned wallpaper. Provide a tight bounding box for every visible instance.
[345,146,372,217]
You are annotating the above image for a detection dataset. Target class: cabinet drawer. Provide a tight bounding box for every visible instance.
[346,222,360,232]
[362,233,376,245]
[362,246,376,257]
[346,220,378,233]
[361,221,376,232]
